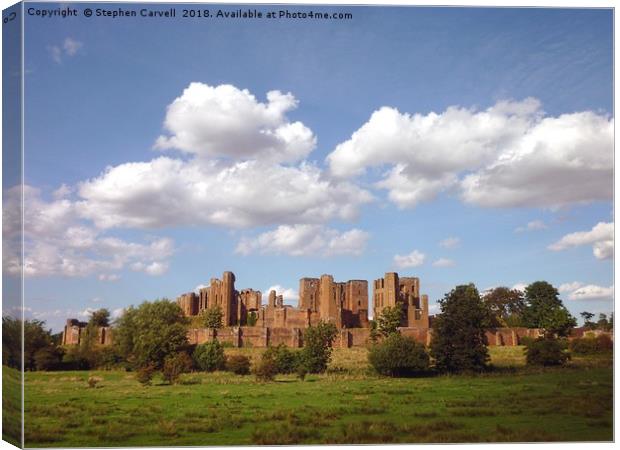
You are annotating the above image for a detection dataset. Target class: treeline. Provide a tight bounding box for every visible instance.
[367,280,612,376]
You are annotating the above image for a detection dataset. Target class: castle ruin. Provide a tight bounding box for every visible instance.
[62,271,541,348]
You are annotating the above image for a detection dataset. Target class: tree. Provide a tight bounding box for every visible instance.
[162,352,194,384]
[193,341,226,372]
[368,333,430,377]
[200,306,223,331]
[298,321,338,373]
[522,281,576,337]
[89,309,110,327]
[376,305,403,337]
[580,311,596,330]
[597,313,611,331]
[24,320,54,371]
[2,316,22,369]
[482,287,525,327]
[114,299,189,369]
[430,284,490,373]
[34,346,64,371]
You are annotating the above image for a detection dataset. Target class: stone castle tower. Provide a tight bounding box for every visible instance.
[373,272,429,328]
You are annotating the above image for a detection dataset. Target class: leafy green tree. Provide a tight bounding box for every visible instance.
[193,340,226,372]
[200,306,223,331]
[34,346,64,371]
[298,321,338,373]
[430,284,490,373]
[89,308,111,327]
[597,313,611,331]
[482,287,525,327]
[114,299,189,369]
[522,281,576,337]
[2,316,22,369]
[580,311,596,330]
[23,320,54,371]
[376,305,403,337]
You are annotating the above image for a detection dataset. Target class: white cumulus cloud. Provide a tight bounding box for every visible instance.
[327,98,612,210]
[559,282,614,301]
[393,250,426,269]
[76,158,371,230]
[2,185,174,278]
[548,222,613,260]
[154,82,316,164]
[235,225,370,257]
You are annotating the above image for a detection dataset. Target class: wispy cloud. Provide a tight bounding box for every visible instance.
[48,37,83,64]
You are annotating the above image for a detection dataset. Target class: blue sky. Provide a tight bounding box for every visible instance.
[8,3,613,331]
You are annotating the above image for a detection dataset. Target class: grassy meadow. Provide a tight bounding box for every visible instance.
[11,346,613,446]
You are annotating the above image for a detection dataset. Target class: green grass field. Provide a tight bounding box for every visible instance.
[13,346,613,446]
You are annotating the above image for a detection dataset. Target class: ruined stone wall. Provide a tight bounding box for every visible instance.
[176,292,199,316]
[373,272,400,319]
[239,326,268,347]
[299,278,320,311]
[374,273,429,329]
[399,327,431,345]
[399,277,420,305]
[61,320,113,346]
[238,289,262,325]
[261,305,311,329]
[319,275,343,327]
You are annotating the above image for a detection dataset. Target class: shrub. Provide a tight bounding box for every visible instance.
[93,346,124,370]
[162,352,194,384]
[226,354,251,375]
[61,346,90,370]
[136,364,157,386]
[263,344,299,374]
[193,341,226,372]
[569,335,613,354]
[518,336,536,347]
[296,364,307,381]
[596,334,614,351]
[33,346,64,371]
[569,337,599,354]
[368,333,430,376]
[298,321,338,374]
[525,337,570,366]
[254,354,278,382]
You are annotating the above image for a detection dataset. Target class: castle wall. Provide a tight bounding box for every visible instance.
[299,278,320,311]
[373,273,429,329]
